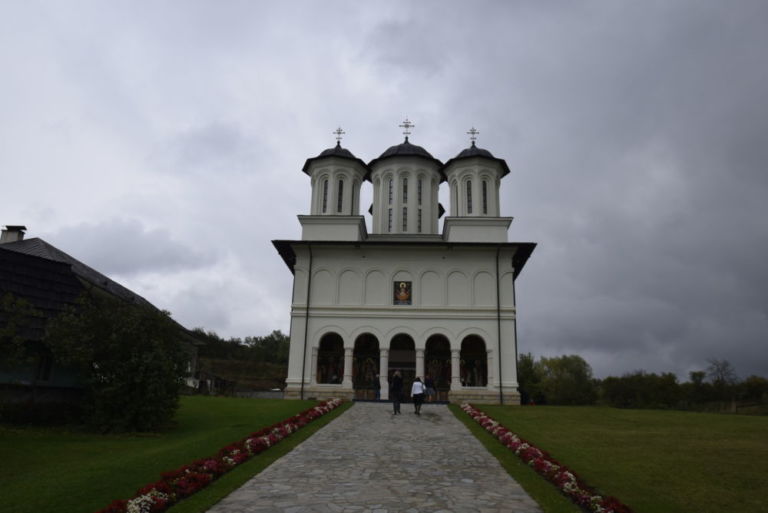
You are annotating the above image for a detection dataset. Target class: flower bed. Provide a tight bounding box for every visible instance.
[95,398,343,513]
[460,403,633,513]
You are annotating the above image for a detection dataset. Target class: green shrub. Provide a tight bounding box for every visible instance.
[46,292,187,432]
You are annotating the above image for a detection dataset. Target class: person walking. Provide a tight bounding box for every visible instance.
[390,370,403,414]
[424,374,436,402]
[411,377,426,415]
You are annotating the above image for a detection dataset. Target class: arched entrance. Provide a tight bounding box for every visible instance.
[425,335,451,401]
[316,333,344,384]
[353,333,379,400]
[388,334,415,400]
[460,335,488,387]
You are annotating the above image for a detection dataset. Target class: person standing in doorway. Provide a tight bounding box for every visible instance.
[411,377,426,415]
[424,374,436,402]
[373,374,381,401]
[390,371,403,414]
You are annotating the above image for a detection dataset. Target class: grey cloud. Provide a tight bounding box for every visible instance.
[46,219,216,277]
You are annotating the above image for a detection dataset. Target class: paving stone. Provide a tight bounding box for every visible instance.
[206,403,542,513]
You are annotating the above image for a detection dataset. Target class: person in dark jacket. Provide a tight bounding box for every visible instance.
[390,370,403,414]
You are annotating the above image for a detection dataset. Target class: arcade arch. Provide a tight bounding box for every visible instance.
[353,333,379,400]
[388,333,415,399]
[425,334,451,401]
[460,335,488,387]
[316,333,344,384]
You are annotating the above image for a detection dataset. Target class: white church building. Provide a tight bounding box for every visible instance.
[273,122,535,404]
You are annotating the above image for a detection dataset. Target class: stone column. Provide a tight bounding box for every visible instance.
[486,349,494,389]
[342,347,353,388]
[451,349,461,388]
[416,349,425,380]
[379,348,389,400]
[310,347,318,385]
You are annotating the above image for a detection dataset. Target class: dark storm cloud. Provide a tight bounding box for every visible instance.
[2,1,766,379]
[47,219,216,276]
[493,2,768,378]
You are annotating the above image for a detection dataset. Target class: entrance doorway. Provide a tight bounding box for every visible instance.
[388,334,415,401]
[353,333,379,400]
[425,334,451,402]
[317,333,344,384]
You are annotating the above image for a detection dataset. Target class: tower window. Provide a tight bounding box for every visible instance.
[403,178,408,203]
[482,180,488,215]
[418,179,423,205]
[467,181,473,214]
[452,182,458,216]
[388,208,393,232]
[337,179,344,213]
[402,207,407,231]
[388,179,393,205]
[322,179,328,213]
[418,209,422,233]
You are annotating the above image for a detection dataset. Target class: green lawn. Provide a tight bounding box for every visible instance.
[463,405,768,513]
[0,396,349,513]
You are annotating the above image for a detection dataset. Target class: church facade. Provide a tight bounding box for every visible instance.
[273,123,535,404]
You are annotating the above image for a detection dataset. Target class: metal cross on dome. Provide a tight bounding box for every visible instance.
[399,118,414,140]
[467,127,479,144]
[333,127,345,144]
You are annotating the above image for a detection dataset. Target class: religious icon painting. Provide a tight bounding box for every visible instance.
[393,281,412,305]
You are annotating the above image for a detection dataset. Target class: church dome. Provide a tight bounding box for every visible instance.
[302,142,369,174]
[368,138,444,178]
[378,139,436,160]
[442,142,510,177]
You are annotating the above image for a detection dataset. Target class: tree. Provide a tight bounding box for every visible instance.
[46,292,187,432]
[245,330,290,364]
[536,354,597,405]
[601,371,680,409]
[517,352,543,404]
[706,358,737,386]
[0,293,44,367]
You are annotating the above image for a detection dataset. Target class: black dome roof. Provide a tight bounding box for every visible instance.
[442,142,510,177]
[368,138,444,179]
[455,143,495,159]
[378,139,436,160]
[302,142,369,175]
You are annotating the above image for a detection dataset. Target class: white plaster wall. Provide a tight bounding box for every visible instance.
[285,243,521,391]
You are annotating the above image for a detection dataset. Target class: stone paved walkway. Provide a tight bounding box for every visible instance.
[206,402,542,513]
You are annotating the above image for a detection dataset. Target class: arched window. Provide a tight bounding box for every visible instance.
[403,177,408,203]
[452,181,458,216]
[482,180,488,215]
[388,208,393,232]
[417,209,422,233]
[466,181,473,214]
[337,179,344,213]
[388,178,393,205]
[322,179,329,213]
[402,207,407,231]
[417,178,423,205]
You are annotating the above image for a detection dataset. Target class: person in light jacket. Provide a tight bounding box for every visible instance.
[411,377,426,415]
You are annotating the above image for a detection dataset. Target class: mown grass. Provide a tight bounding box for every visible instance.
[457,405,768,513]
[0,396,350,513]
[449,404,581,513]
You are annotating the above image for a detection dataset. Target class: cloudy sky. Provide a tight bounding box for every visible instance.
[2,1,766,379]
